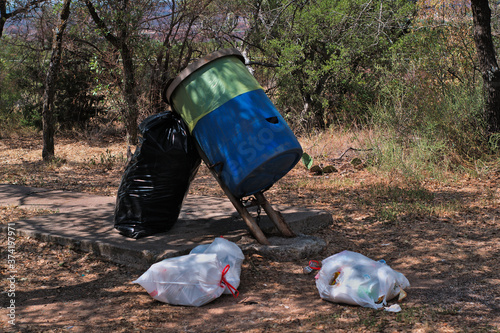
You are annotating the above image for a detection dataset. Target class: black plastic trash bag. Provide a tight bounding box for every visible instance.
[114,111,201,239]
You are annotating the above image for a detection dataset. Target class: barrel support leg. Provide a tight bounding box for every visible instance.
[195,143,270,245]
[218,180,271,245]
[254,192,296,238]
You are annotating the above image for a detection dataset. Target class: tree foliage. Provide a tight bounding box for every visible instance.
[0,0,46,38]
[0,0,499,161]
[370,0,499,159]
[240,0,415,130]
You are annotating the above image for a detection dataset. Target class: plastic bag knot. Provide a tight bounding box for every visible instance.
[220,265,239,298]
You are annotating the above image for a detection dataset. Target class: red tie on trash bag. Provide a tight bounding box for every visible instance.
[220,265,239,298]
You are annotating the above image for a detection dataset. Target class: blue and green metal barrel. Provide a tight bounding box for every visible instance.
[166,48,302,198]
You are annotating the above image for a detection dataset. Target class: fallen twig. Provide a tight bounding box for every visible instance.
[330,147,373,161]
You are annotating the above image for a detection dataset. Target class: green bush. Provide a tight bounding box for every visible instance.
[369,17,490,172]
[249,0,414,131]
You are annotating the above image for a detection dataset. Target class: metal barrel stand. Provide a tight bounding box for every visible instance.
[195,143,296,245]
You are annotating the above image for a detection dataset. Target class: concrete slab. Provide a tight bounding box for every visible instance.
[0,184,332,269]
[0,184,115,212]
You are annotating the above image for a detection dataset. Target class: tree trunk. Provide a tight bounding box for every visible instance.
[471,0,500,134]
[121,42,138,145]
[84,0,138,145]
[0,0,6,39]
[149,49,164,113]
[41,0,71,161]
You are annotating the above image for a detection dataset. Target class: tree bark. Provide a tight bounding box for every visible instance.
[41,0,71,161]
[471,0,500,134]
[0,0,7,39]
[121,41,138,145]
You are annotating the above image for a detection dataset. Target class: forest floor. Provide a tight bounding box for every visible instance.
[1,133,499,332]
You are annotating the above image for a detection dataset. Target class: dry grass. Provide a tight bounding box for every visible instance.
[1,131,500,332]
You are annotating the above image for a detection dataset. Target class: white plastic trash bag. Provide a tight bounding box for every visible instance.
[315,250,410,309]
[133,253,237,307]
[190,237,245,295]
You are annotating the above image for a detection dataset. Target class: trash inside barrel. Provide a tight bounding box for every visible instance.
[166,48,303,198]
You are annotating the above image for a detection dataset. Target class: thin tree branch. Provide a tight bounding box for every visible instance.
[83,0,120,48]
[329,147,373,161]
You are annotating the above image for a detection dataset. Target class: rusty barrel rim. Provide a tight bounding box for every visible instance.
[165,48,245,105]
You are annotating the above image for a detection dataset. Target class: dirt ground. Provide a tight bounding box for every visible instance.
[1,134,499,332]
